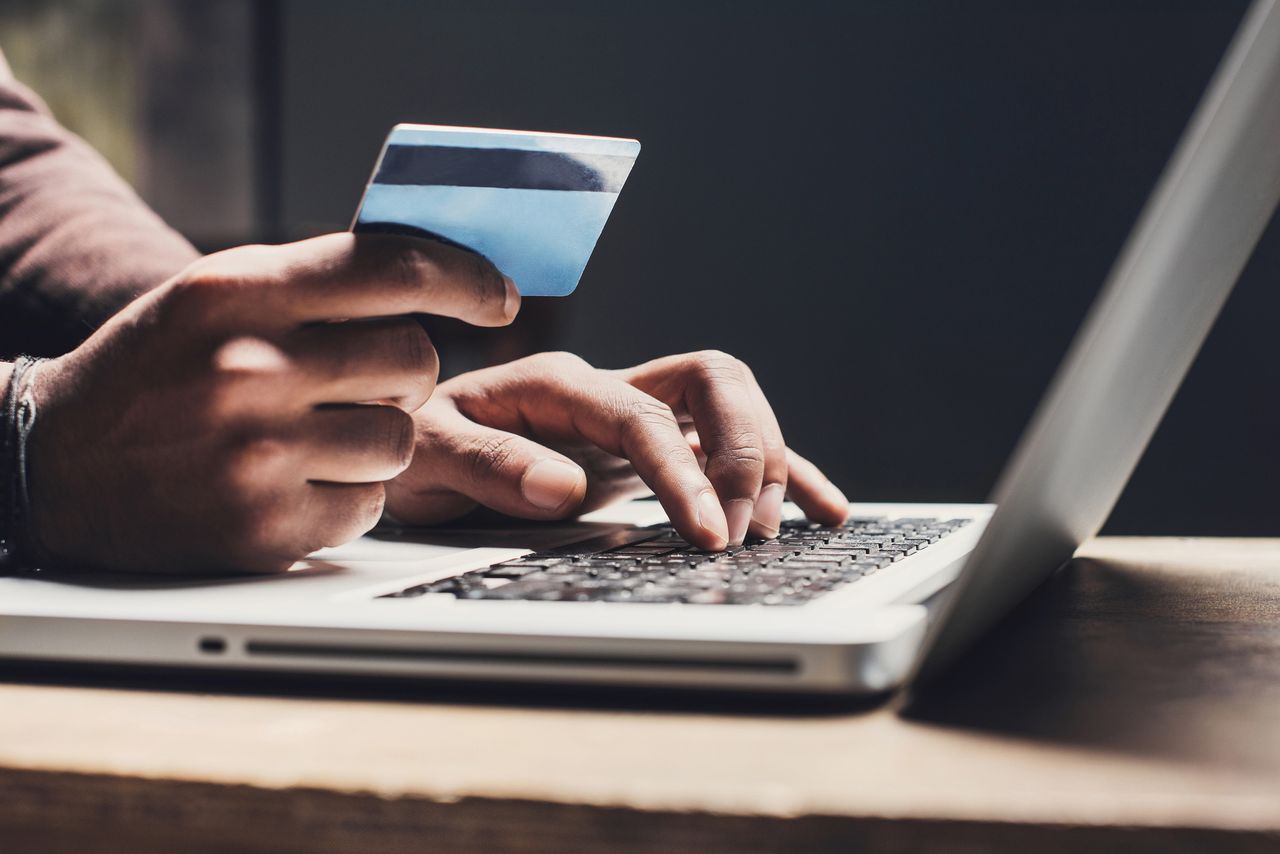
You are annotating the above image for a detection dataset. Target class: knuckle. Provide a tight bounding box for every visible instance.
[393,321,438,375]
[392,322,440,405]
[211,336,289,376]
[618,396,679,442]
[388,244,437,291]
[706,435,762,473]
[161,274,222,321]
[466,433,522,483]
[661,442,698,469]
[690,349,749,384]
[715,432,767,465]
[532,350,591,374]
[217,243,277,265]
[159,249,282,334]
[378,407,417,473]
[225,432,291,485]
[202,342,290,418]
[174,245,275,294]
[761,430,787,456]
[173,254,231,289]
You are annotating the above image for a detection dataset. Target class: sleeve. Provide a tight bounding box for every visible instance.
[0,54,200,358]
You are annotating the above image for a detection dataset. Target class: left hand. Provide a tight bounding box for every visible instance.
[385,351,848,550]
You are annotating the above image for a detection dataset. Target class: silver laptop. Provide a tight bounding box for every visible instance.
[2,0,1278,695]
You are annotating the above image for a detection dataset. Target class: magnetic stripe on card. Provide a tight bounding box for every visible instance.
[374,145,633,193]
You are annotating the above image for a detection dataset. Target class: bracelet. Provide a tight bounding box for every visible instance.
[0,356,47,570]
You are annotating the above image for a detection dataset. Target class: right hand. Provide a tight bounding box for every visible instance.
[26,233,518,573]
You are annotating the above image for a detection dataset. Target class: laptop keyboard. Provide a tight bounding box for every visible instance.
[378,515,971,606]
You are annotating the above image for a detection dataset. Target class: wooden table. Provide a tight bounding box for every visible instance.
[1,538,1278,853]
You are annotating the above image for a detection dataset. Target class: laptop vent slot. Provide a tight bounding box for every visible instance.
[244,640,797,675]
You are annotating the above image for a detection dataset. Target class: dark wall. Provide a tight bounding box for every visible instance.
[277,0,1279,535]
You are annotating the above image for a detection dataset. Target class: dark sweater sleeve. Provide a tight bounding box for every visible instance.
[0,56,200,358]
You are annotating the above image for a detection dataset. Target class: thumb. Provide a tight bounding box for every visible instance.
[389,407,588,524]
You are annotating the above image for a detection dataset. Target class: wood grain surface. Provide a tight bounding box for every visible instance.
[1,537,1278,853]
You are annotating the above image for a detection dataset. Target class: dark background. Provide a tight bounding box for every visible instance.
[268,0,1276,535]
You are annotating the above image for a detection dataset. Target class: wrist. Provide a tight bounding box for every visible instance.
[23,354,84,566]
[0,356,49,569]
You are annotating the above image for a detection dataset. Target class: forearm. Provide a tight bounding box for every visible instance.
[0,62,199,358]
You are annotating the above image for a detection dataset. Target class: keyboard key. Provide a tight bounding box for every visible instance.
[485,562,547,579]
[377,515,971,605]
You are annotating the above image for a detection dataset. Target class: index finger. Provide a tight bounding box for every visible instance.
[227,233,520,327]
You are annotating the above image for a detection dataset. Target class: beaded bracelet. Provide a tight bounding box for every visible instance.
[0,356,47,570]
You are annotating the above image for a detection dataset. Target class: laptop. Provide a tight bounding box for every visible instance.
[1,0,1278,696]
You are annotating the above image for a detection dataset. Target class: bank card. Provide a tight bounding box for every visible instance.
[353,124,640,296]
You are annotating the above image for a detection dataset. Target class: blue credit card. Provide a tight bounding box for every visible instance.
[352,124,641,297]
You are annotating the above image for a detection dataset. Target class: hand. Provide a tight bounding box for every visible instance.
[28,233,518,573]
[385,351,848,549]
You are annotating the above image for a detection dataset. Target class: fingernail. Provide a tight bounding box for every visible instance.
[752,483,785,538]
[502,275,521,321]
[521,459,583,511]
[723,499,753,546]
[696,489,729,549]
